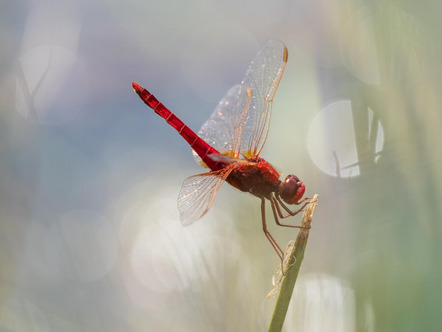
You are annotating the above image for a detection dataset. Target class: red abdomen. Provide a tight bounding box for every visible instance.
[132,82,222,171]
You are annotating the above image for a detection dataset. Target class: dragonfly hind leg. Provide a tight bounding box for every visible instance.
[261,198,284,261]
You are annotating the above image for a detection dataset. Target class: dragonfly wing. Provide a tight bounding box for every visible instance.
[232,39,288,158]
[178,166,235,225]
[193,85,241,167]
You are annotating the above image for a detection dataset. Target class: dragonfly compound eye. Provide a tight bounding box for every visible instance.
[279,174,305,205]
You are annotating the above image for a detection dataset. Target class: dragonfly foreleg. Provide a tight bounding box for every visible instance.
[270,196,306,229]
[274,192,310,219]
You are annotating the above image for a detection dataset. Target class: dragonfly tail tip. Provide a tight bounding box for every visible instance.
[132,82,142,94]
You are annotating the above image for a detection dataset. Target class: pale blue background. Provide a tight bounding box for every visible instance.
[1,0,441,331]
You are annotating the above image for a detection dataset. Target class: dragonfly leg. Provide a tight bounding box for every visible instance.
[275,192,310,219]
[261,198,284,261]
[270,196,308,229]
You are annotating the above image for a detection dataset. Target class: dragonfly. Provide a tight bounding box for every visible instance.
[132,39,309,260]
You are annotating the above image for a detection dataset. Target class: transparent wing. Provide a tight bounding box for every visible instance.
[193,85,241,167]
[192,39,287,165]
[178,166,235,225]
[232,39,288,158]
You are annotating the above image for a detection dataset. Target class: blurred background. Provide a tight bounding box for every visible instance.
[1,0,441,331]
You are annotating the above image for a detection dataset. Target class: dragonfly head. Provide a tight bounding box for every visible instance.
[279,174,305,205]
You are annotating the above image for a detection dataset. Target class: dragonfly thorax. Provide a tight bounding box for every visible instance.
[223,156,280,198]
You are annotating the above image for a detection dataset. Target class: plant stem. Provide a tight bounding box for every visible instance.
[268,194,318,332]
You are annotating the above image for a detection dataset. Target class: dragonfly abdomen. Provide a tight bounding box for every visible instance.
[132,82,222,171]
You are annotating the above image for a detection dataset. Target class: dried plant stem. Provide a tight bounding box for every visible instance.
[267,194,318,332]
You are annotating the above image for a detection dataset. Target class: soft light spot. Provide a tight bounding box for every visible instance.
[307,100,384,178]
[118,181,247,309]
[285,274,357,331]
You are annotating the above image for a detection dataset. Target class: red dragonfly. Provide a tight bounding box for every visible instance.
[132,39,309,260]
